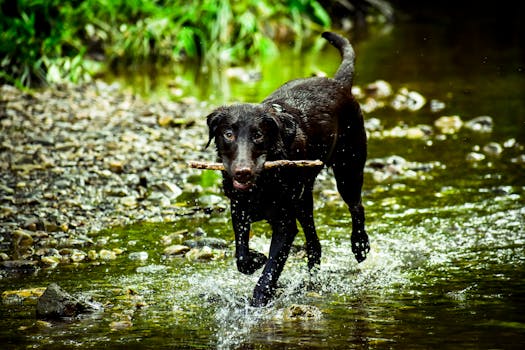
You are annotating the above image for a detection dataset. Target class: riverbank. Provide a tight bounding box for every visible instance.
[0,82,215,267]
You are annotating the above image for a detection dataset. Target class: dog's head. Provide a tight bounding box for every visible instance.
[206,104,297,191]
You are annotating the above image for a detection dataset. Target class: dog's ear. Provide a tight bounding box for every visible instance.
[205,109,226,148]
[267,104,297,146]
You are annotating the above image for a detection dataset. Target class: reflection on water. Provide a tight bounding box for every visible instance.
[2,2,525,349]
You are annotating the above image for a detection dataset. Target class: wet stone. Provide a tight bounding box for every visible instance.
[36,283,101,319]
[128,251,149,261]
[434,115,463,134]
[466,152,486,162]
[163,245,191,256]
[282,304,322,321]
[183,237,229,249]
[465,116,494,133]
[483,142,503,157]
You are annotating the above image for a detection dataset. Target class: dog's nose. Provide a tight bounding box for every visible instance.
[234,167,253,182]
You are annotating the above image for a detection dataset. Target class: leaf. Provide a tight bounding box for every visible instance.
[310,1,331,27]
[199,170,222,188]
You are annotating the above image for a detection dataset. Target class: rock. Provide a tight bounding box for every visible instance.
[0,260,38,271]
[136,264,167,273]
[364,117,382,132]
[160,230,187,245]
[158,115,173,127]
[466,152,486,162]
[282,304,322,321]
[129,251,149,261]
[99,249,117,260]
[41,255,61,266]
[87,250,99,260]
[183,237,229,249]
[36,283,101,319]
[482,142,503,156]
[364,80,392,98]
[185,246,214,260]
[391,88,426,111]
[163,244,190,256]
[159,181,183,199]
[430,99,446,112]
[464,116,493,133]
[382,125,432,139]
[12,230,33,250]
[511,154,525,164]
[2,287,46,304]
[108,160,125,173]
[503,138,517,148]
[110,320,133,330]
[434,115,463,134]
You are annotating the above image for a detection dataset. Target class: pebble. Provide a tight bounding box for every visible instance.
[163,245,191,256]
[186,246,215,260]
[364,80,392,98]
[434,115,463,134]
[128,252,149,261]
[391,88,426,111]
[99,249,117,261]
[282,304,322,321]
[184,237,229,249]
[466,152,486,162]
[464,116,494,133]
[483,142,503,156]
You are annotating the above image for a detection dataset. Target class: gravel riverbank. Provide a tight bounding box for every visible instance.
[1,82,214,265]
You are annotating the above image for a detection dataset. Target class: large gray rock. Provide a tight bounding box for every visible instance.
[36,283,101,319]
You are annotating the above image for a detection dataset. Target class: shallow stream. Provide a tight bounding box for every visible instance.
[1,3,524,349]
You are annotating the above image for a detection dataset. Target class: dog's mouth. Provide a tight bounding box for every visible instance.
[233,179,254,191]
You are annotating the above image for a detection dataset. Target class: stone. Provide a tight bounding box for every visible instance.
[163,244,190,256]
[36,283,100,319]
[466,152,486,162]
[483,142,503,156]
[434,115,463,134]
[465,116,493,133]
[99,249,117,260]
[183,237,229,249]
[128,251,148,261]
[283,304,322,321]
[364,80,392,98]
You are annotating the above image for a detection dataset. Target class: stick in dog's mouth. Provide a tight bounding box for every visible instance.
[187,159,324,171]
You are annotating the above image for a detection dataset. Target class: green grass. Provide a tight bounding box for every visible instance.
[0,0,333,87]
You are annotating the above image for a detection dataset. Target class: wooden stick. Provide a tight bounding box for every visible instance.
[188,159,323,171]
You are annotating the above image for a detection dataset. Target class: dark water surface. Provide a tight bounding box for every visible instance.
[2,3,524,349]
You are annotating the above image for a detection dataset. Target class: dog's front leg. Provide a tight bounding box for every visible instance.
[231,200,267,275]
[251,217,298,306]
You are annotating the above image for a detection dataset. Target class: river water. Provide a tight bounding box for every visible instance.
[2,3,524,349]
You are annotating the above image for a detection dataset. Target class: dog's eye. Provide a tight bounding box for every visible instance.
[223,130,235,141]
[252,130,264,143]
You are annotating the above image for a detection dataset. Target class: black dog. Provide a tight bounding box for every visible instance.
[206,32,369,306]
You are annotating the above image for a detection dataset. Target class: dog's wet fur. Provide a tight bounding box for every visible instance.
[206,32,370,306]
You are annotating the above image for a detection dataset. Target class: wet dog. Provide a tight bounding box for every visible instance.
[206,32,369,306]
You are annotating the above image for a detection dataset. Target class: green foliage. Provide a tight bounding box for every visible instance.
[0,0,332,87]
[199,170,222,189]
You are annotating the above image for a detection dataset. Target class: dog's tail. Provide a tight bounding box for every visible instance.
[322,31,355,88]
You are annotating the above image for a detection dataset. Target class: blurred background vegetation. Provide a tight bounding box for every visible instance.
[0,0,392,88]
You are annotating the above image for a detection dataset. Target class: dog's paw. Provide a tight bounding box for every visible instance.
[307,251,321,270]
[237,249,267,275]
[250,284,274,307]
[306,241,322,270]
[351,230,370,263]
